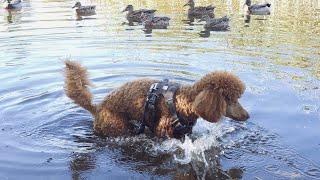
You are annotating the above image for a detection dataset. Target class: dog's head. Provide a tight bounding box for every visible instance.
[192,71,249,122]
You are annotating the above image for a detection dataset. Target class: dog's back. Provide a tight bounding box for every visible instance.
[64,60,155,119]
[98,79,156,121]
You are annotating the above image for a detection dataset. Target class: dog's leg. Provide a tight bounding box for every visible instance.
[93,111,130,137]
[155,116,175,138]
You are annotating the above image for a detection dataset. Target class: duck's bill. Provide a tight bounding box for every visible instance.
[183,3,189,7]
[72,5,76,8]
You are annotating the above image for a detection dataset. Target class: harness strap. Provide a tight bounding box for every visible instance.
[163,83,187,133]
[136,79,194,137]
[136,82,161,134]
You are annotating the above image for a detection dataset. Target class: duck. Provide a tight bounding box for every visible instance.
[3,0,22,10]
[244,0,271,15]
[140,12,170,29]
[122,5,156,24]
[183,0,215,19]
[200,15,230,31]
[72,2,96,16]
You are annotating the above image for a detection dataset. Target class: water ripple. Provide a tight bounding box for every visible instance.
[0,0,319,179]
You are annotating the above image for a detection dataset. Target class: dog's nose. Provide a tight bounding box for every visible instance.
[242,111,250,121]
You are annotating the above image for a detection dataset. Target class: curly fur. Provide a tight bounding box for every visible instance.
[64,61,249,138]
[64,60,96,114]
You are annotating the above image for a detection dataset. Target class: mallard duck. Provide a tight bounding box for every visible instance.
[200,15,230,31]
[183,0,215,19]
[72,2,96,16]
[140,12,170,29]
[3,0,22,10]
[244,0,271,15]
[122,5,156,24]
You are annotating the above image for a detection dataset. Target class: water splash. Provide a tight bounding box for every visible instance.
[155,119,233,164]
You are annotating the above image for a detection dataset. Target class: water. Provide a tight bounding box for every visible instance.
[0,0,320,179]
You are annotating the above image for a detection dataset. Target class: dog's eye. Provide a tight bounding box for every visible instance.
[225,97,237,104]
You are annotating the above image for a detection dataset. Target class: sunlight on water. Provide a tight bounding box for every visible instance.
[0,0,320,179]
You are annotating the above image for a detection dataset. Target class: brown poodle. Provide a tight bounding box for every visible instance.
[64,60,249,138]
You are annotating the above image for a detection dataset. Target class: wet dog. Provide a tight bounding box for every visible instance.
[64,60,249,138]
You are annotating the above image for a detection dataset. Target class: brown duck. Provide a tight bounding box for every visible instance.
[183,0,215,19]
[122,5,156,23]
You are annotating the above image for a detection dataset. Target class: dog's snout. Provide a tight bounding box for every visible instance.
[242,111,250,121]
[226,102,250,121]
[237,109,249,121]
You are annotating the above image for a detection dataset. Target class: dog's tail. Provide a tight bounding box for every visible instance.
[64,60,97,115]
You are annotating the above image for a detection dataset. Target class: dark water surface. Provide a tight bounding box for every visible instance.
[0,0,320,179]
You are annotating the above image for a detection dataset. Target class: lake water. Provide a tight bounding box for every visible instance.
[0,0,320,179]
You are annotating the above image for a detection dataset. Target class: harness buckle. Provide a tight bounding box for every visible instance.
[166,98,173,105]
[150,83,159,91]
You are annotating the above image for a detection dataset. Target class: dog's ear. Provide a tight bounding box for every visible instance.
[193,88,227,122]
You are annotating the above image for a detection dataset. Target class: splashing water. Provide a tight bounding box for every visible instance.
[155,119,234,164]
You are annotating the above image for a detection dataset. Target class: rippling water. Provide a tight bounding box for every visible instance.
[0,0,320,179]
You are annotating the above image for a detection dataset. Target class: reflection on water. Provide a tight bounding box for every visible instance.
[0,0,320,179]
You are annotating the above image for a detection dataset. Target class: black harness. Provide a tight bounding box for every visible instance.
[136,79,195,137]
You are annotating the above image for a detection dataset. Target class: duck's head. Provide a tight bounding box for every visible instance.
[244,0,251,7]
[122,5,133,12]
[72,2,81,8]
[3,0,11,4]
[183,0,195,8]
